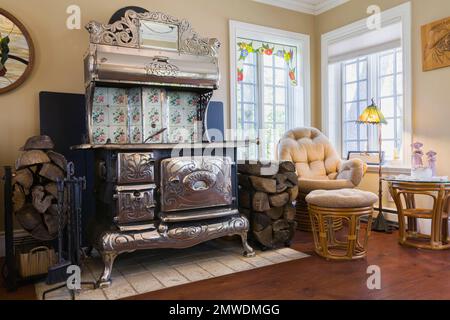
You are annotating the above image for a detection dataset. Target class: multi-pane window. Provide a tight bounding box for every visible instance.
[235,38,296,160]
[262,54,289,160]
[341,48,404,161]
[377,48,403,160]
[236,51,259,159]
[342,57,370,154]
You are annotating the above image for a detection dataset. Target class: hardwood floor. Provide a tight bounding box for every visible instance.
[0,268,37,300]
[128,230,450,300]
[2,230,450,300]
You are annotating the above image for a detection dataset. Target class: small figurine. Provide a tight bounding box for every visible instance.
[411,142,424,169]
[426,150,437,177]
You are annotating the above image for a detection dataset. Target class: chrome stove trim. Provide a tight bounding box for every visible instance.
[118,223,156,232]
[115,184,156,192]
[96,214,254,288]
[85,10,220,57]
[159,208,239,223]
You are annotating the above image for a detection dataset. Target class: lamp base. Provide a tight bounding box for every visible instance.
[371,210,395,233]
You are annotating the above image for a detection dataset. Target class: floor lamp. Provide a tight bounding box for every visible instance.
[358,99,393,233]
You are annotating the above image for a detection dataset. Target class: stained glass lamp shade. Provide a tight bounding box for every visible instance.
[358,99,387,125]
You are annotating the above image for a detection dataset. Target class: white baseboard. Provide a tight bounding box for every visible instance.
[0,230,29,258]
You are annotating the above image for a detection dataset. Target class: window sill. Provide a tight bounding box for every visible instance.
[367,164,411,175]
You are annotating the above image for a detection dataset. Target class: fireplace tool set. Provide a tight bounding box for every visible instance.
[43,163,96,300]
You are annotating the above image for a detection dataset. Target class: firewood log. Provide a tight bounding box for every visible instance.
[252,192,271,212]
[15,205,42,231]
[44,184,69,211]
[12,168,34,194]
[20,135,54,151]
[39,163,64,182]
[238,161,279,177]
[273,219,290,232]
[264,206,284,220]
[269,192,289,207]
[252,212,271,232]
[46,151,67,172]
[287,186,299,202]
[31,223,53,241]
[278,161,296,173]
[273,230,290,244]
[283,204,296,221]
[32,186,53,214]
[275,174,288,193]
[284,172,298,186]
[273,220,296,244]
[238,162,297,249]
[253,226,273,247]
[44,182,58,198]
[12,184,26,212]
[44,207,59,236]
[15,150,50,170]
[249,176,277,193]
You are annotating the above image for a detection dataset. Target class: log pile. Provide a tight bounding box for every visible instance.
[238,161,298,249]
[12,136,67,241]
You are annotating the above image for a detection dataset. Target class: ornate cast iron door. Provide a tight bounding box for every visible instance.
[160,157,233,212]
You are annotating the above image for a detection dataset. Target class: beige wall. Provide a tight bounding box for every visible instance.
[315,0,450,205]
[0,0,315,231]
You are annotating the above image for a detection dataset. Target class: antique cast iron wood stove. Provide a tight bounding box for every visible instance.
[73,9,254,287]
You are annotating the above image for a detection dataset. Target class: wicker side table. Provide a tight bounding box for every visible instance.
[306,189,378,260]
[386,179,450,250]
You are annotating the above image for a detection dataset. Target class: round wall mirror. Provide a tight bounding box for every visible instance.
[0,9,34,94]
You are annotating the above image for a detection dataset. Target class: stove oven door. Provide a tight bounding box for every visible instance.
[160,157,233,212]
[113,185,156,224]
[116,153,155,185]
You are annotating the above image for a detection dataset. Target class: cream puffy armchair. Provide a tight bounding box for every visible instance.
[278,127,367,231]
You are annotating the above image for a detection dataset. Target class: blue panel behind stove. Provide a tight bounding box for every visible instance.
[206,101,225,142]
[39,91,94,246]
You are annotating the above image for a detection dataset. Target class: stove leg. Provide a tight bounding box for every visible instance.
[97,251,117,289]
[240,232,255,257]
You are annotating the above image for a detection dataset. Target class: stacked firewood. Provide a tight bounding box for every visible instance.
[12,136,67,241]
[238,161,298,249]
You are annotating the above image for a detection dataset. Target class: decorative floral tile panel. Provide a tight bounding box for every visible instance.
[130,126,143,144]
[166,91,200,143]
[92,106,109,126]
[109,107,128,126]
[92,126,108,144]
[93,87,108,106]
[142,87,163,143]
[143,87,161,106]
[108,88,128,107]
[128,88,141,106]
[109,126,128,144]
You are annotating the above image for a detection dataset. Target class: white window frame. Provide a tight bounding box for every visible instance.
[229,20,311,136]
[339,48,404,159]
[321,2,412,170]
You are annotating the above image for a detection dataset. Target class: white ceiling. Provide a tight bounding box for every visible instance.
[253,0,350,15]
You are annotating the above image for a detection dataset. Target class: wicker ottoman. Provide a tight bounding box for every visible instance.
[306,189,378,260]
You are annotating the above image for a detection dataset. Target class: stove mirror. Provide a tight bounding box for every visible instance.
[139,20,178,51]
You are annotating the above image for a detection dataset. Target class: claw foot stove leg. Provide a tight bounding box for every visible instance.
[98,251,117,288]
[240,232,255,257]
